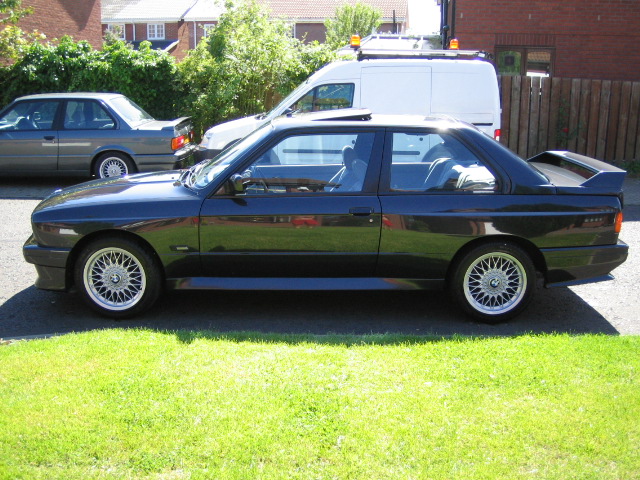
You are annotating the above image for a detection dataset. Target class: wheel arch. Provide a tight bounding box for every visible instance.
[65,229,164,290]
[445,235,547,286]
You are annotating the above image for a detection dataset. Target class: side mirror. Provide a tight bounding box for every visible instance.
[229,173,245,193]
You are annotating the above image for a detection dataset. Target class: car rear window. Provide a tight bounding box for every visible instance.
[110,96,154,126]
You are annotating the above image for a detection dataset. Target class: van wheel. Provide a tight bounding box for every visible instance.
[74,237,162,319]
[450,242,535,323]
[94,152,135,178]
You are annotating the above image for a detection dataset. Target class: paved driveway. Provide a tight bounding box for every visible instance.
[2,177,639,338]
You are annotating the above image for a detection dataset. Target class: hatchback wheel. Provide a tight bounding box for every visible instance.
[74,237,162,319]
[451,242,535,323]
[94,152,135,178]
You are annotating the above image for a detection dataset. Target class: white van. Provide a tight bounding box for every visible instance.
[198,47,501,158]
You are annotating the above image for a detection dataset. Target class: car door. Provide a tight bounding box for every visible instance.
[199,129,383,277]
[57,99,118,173]
[0,99,61,172]
[377,129,499,281]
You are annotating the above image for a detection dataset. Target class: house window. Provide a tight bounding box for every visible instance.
[203,24,216,37]
[107,24,125,40]
[496,47,554,77]
[147,24,165,40]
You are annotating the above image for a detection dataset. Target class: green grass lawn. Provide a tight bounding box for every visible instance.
[1,330,638,479]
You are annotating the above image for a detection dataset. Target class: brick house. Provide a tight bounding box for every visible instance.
[441,0,640,81]
[18,0,103,48]
[102,0,408,61]
[263,0,407,43]
[102,0,223,61]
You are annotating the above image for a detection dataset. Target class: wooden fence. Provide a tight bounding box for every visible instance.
[499,75,640,163]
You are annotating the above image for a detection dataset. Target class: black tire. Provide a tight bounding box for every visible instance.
[74,237,162,319]
[94,152,135,178]
[450,242,536,324]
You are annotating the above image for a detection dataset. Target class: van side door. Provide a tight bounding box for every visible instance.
[360,66,432,115]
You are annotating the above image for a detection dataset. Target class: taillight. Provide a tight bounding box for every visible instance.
[494,129,501,141]
[615,211,623,234]
[171,135,187,150]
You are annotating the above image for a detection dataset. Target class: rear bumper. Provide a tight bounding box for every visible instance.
[136,144,197,172]
[23,235,70,291]
[542,240,628,287]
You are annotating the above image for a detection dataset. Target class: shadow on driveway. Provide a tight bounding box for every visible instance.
[0,285,619,340]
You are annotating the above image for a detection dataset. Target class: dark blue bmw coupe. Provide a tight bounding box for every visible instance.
[23,109,628,323]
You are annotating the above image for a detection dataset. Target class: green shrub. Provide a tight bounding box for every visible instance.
[177,0,335,135]
[1,37,180,119]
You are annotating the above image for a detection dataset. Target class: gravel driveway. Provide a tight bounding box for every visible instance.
[2,177,639,338]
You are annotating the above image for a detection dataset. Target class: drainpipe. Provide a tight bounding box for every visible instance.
[450,0,456,40]
[441,0,449,49]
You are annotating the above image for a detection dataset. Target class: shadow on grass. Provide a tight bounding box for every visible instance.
[0,284,620,342]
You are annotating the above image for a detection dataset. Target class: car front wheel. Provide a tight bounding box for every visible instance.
[74,237,162,319]
[451,242,535,323]
[94,152,135,178]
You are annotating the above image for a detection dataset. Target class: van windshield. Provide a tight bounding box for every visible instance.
[263,80,311,120]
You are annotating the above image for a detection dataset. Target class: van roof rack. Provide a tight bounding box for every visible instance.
[356,49,490,61]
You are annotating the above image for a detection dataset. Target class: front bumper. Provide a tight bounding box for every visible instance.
[542,240,629,287]
[23,235,70,291]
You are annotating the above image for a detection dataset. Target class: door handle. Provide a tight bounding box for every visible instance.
[349,207,374,216]
[43,135,55,141]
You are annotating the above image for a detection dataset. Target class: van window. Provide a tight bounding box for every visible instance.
[388,132,496,193]
[291,84,354,112]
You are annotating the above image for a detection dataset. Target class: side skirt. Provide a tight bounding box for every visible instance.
[167,277,445,291]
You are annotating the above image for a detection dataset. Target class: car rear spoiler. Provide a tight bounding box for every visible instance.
[527,151,626,197]
[162,117,192,131]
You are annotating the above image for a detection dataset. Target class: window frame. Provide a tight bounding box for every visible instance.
[379,128,500,195]
[107,24,126,40]
[495,46,555,77]
[202,24,216,38]
[215,127,384,197]
[290,83,355,113]
[147,23,165,40]
[0,100,62,131]
[62,100,117,131]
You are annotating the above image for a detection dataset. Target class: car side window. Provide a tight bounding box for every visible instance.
[0,100,60,131]
[220,132,375,195]
[389,132,497,193]
[291,84,355,113]
[63,100,116,130]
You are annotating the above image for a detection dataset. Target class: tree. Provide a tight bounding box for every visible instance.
[0,0,34,61]
[1,36,179,118]
[178,0,334,134]
[324,2,383,50]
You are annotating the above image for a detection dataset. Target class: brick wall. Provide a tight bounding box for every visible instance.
[450,0,640,81]
[20,0,102,48]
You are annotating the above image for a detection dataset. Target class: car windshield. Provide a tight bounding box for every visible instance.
[191,123,273,189]
[110,96,155,126]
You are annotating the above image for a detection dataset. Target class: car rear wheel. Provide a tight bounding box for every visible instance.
[94,152,135,178]
[74,237,162,319]
[450,242,535,323]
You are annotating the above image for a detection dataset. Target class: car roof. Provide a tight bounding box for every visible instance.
[269,108,475,131]
[14,92,125,102]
